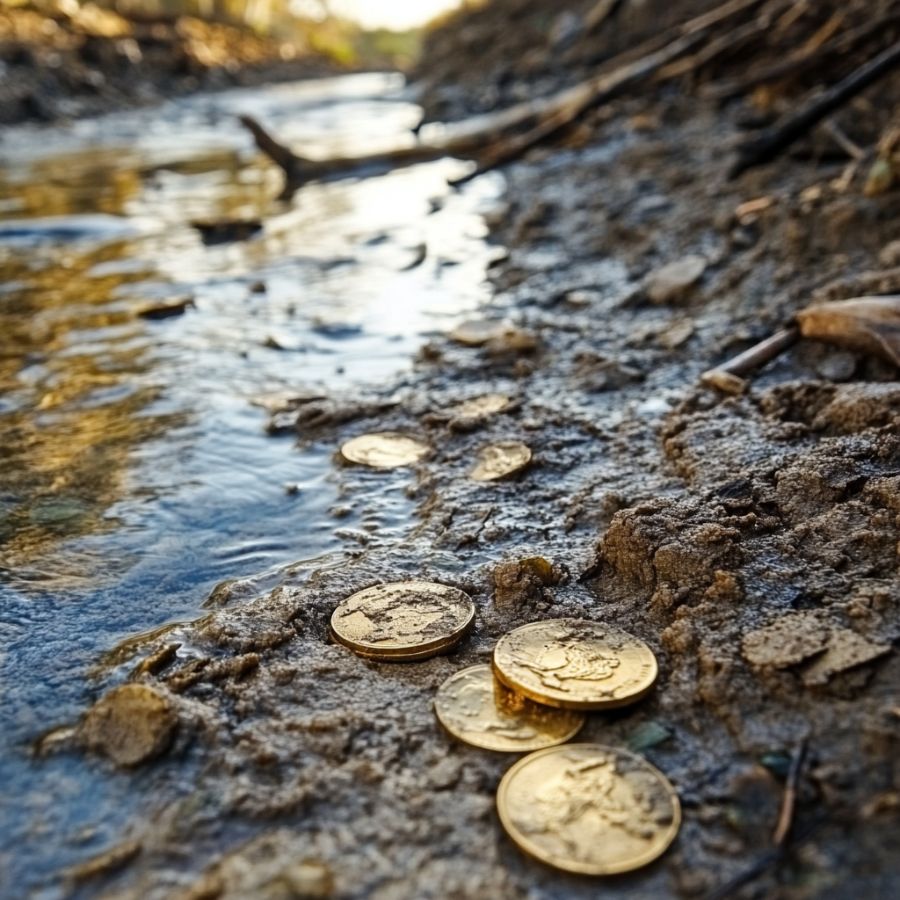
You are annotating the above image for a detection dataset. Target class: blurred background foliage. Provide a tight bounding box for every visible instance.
[0,0,426,68]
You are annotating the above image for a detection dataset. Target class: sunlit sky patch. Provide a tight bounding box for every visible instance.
[293,0,463,31]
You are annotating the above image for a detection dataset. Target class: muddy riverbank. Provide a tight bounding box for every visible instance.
[0,3,348,125]
[59,83,900,900]
[5,3,900,898]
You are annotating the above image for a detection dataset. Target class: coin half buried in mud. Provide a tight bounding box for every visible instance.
[449,393,513,419]
[493,619,658,710]
[470,441,532,481]
[497,743,681,875]
[434,664,584,752]
[331,581,475,661]
[339,432,430,469]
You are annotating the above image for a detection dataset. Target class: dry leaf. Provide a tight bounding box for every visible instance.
[795,295,900,367]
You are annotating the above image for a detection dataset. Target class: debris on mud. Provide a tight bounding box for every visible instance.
[645,254,707,305]
[797,295,900,367]
[137,296,195,320]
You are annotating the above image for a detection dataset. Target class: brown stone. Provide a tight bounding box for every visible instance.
[81,683,177,767]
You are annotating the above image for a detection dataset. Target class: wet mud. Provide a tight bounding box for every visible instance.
[44,80,900,899]
[6,7,900,898]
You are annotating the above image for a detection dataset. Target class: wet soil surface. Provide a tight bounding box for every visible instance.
[5,34,900,900]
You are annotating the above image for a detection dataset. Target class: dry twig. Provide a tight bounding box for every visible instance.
[730,37,900,176]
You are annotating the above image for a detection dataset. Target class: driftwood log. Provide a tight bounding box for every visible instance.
[240,0,900,194]
[240,0,769,194]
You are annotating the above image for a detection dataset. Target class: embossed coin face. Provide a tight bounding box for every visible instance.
[331,581,475,661]
[493,619,658,710]
[434,664,584,752]
[450,393,513,419]
[497,743,681,875]
[339,432,430,469]
[470,441,532,481]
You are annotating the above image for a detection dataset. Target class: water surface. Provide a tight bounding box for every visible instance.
[0,72,501,893]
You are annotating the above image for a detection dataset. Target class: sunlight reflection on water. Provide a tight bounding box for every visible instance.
[0,72,502,890]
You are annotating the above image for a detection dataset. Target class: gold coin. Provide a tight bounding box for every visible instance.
[344,630,465,663]
[497,743,681,875]
[450,393,513,419]
[339,432,430,469]
[470,441,532,481]
[449,319,507,347]
[492,619,658,710]
[330,581,475,661]
[434,664,584,752]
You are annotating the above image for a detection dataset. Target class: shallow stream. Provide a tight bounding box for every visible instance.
[0,72,502,893]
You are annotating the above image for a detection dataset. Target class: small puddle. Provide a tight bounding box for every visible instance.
[0,72,503,890]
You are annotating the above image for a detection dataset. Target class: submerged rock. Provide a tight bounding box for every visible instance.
[80,683,177,767]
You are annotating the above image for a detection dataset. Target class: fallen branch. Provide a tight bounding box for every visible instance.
[449,27,708,186]
[242,0,771,193]
[730,37,900,177]
[239,115,449,197]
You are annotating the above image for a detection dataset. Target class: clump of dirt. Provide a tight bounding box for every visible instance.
[79,683,177,767]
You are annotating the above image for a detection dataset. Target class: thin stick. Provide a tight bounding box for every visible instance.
[449,28,708,187]
[705,741,811,900]
[821,120,865,160]
[242,0,770,193]
[730,38,900,177]
[708,10,900,103]
[702,326,799,381]
[774,738,808,847]
[583,0,626,34]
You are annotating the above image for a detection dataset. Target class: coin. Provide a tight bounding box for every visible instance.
[330,581,475,661]
[449,319,507,347]
[450,393,513,419]
[492,619,658,710]
[470,441,532,481]
[497,743,681,875]
[434,664,584,752]
[339,432,430,469]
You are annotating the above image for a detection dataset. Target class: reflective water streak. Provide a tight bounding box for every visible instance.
[0,72,501,892]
